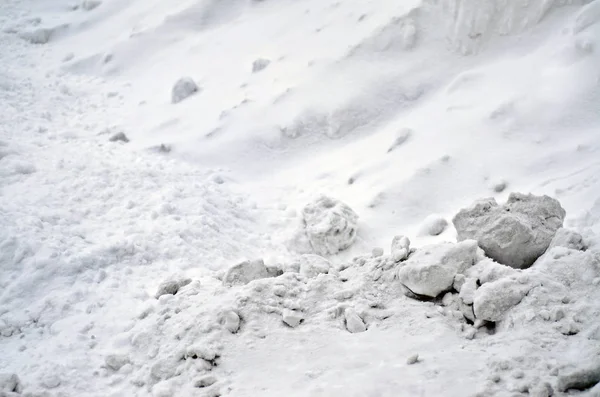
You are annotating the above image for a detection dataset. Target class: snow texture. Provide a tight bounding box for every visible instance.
[301,195,358,255]
[171,77,199,104]
[0,374,21,393]
[453,193,566,269]
[397,240,481,298]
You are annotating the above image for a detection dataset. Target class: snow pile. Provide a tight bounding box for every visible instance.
[453,193,566,269]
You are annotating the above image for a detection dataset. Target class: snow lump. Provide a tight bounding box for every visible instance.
[397,240,480,298]
[453,193,566,269]
[301,195,359,255]
[171,77,200,104]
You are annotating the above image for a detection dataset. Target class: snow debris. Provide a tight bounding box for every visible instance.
[155,277,192,299]
[530,382,554,397]
[301,195,358,255]
[297,254,331,278]
[20,26,64,44]
[223,259,278,286]
[398,240,480,298]
[282,309,303,328]
[418,214,448,236]
[220,310,240,333]
[109,131,129,143]
[406,354,419,365]
[252,58,271,73]
[453,193,566,269]
[557,363,600,392]
[171,77,200,104]
[391,235,410,262]
[372,247,384,257]
[0,374,22,393]
[344,309,367,333]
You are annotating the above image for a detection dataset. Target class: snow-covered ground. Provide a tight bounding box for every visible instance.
[2,0,600,396]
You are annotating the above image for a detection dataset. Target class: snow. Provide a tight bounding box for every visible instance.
[2,0,600,395]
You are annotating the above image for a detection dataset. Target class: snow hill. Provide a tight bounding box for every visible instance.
[1,0,600,396]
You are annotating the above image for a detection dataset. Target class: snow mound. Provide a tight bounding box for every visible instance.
[453,193,566,269]
[301,195,359,255]
[397,240,481,298]
[171,77,199,104]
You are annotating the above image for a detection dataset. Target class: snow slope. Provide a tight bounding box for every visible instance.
[2,0,600,396]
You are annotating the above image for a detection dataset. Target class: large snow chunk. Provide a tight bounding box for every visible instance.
[391,235,410,262]
[453,193,566,269]
[171,77,199,104]
[473,277,530,322]
[223,259,275,286]
[301,195,358,255]
[398,240,480,298]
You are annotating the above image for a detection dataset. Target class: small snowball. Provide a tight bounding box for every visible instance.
[155,277,191,299]
[419,214,448,236]
[372,247,384,257]
[105,354,130,371]
[221,311,240,333]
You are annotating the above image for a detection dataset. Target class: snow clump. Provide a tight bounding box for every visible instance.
[418,214,448,236]
[171,77,200,104]
[0,373,22,393]
[397,240,481,298]
[252,58,271,73]
[453,193,566,269]
[301,195,359,255]
[222,259,279,286]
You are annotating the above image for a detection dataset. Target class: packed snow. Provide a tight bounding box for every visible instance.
[2,0,600,396]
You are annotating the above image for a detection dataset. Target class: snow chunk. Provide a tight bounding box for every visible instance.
[548,228,586,251]
[557,363,600,392]
[105,354,130,371]
[252,58,271,73]
[282,309,303,328]
[453,193,566,269]
[418,214,448,236]
[344,309,366,333]
[0,373,22,393]
[155,277,191,299]
[81,0,102,11]
[398,240,480,298]
[171,77,199,104]
[406,354,419,365]
[473,277,530,322]
[301,195,358,255]
[223,259,276,286]
[109,131,129,143]
[220,310,240,333]
[298,254,331,278]
[391,235,410,262]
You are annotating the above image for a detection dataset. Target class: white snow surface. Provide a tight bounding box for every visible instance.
[2,0,600,396]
